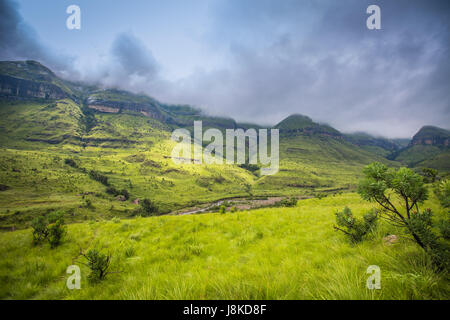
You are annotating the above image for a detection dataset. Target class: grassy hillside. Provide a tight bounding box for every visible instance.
[0,60,448,301]
[343,132,400,157]
[394,145,450,171]
[392,126,450,172]
[0,94,396,229]
[0,193,447,300]
[253,134,396,196]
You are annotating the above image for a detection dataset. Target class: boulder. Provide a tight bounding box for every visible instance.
[383,235,398,245]
[116,195,127,202]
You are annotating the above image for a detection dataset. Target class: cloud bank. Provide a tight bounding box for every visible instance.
[0,0,449,138]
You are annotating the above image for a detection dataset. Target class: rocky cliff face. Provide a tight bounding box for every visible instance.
[410,126,450,147]
[0,75,68,100]
[86,96,164,121]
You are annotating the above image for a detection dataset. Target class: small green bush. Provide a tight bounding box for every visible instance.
[274,197,298,207]
[334,207,378,243]
[106,187,130,200]
[81,249,112,281]
[407,209,449,270]
[89,170,109,186]
[64,158,78,168]
[31,216,49,245]
[112,217,121,224]
[30,212,66,247]
[421,167,438,183]
[434,179,450,208]
[124,246,136,258]
[133,198,159,217]
[47,219,66,249]
[437,218,450,240]
[219,205,226,214]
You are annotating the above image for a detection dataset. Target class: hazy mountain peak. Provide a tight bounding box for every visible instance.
[411,125,450,147]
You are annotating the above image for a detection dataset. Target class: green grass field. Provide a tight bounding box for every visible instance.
[0,96,448,301]
[0,193,448,300]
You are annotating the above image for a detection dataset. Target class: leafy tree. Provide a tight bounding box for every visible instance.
[334,207,378,243]
[358,162,448,269]
[421,168,438,183]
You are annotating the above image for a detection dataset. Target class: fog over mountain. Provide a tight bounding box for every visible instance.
[0,0,449,138]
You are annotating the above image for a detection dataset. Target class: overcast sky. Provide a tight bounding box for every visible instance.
[1,0,449,138]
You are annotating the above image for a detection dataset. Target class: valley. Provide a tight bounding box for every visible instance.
[0,60,449,300]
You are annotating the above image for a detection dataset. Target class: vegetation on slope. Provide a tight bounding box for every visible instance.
[0,193,448,300]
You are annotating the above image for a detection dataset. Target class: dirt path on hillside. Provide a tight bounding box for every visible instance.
[173,196,312,216]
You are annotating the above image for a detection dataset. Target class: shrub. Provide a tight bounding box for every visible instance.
[219,205,226,214]
[124,246,136,258]
[230,206,237,213]
[407,209,449,269]
[83,198,94,209]
[31,216,49,245]
[421,168,438,183]
[434,179,450,208]
[276,197,298,207]
[47,219,66,248]
[120,189,130,200]
[80,249,113,281]
[30,212,66,247]
[334,207,378,243]
[47,210,65,224]
[358,162,448,270]
[89,170,109,186]
[106,186,119,196]
[112,217,121,224]
[64,158,78,168]
[138,199,159,217]
[106,187,130,200]
[438,218,450,240]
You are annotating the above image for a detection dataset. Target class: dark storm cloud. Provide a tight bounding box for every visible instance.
[157,0,449,137]
[0,0,74,74]
[83,33,163,92]
[1,0,448,137]
[111,33,159,79]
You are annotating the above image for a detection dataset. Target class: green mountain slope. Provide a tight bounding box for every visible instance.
[0,60,397,229]
[275,114,341,137]
[392,126,450,171]
[343,132,401,157]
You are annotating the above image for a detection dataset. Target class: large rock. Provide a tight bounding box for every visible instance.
[383,235,398,245]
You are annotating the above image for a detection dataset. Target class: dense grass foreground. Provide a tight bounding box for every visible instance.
[0,193,448,300]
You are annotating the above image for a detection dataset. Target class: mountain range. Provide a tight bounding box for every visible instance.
[0,60,449,228]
